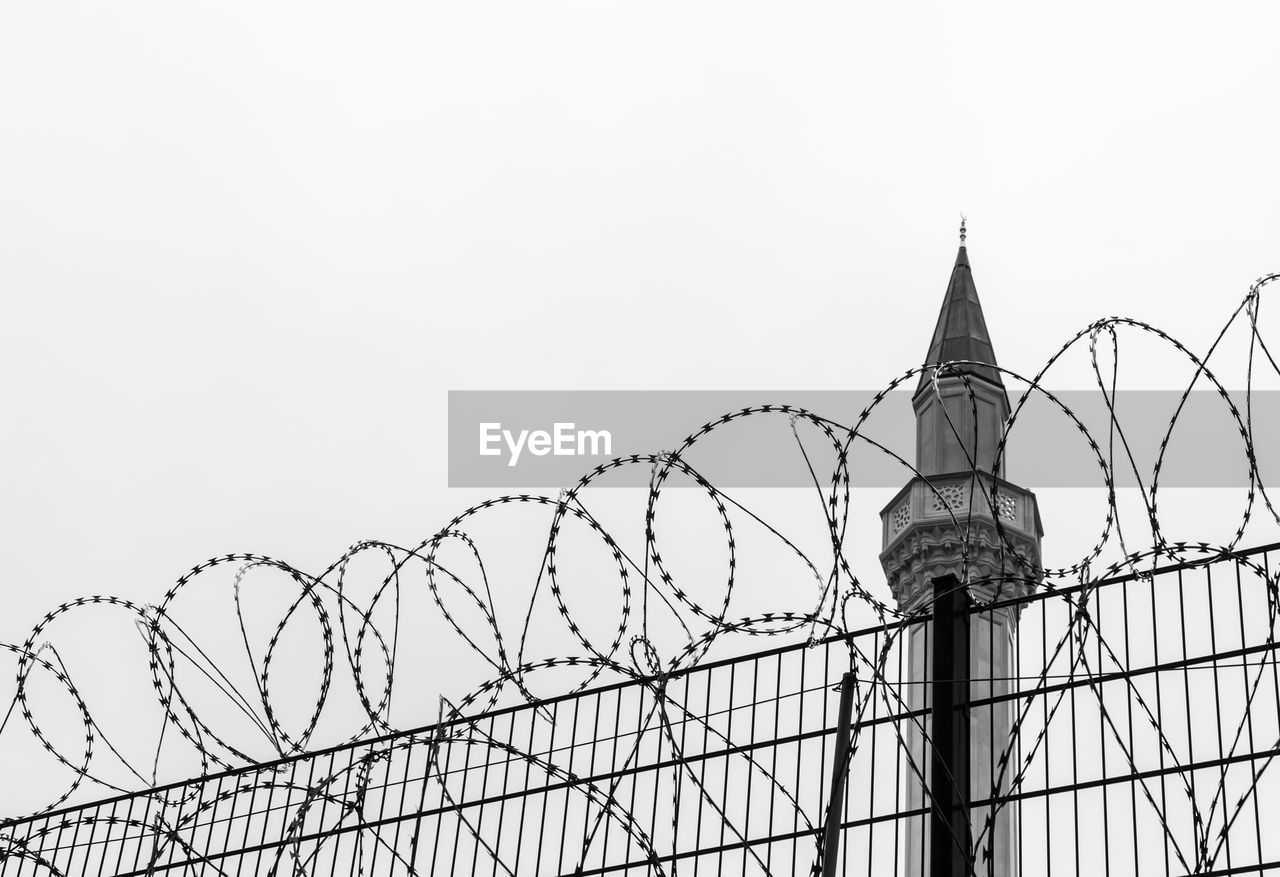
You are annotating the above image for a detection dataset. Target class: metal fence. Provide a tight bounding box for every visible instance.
[3,544,1279,876]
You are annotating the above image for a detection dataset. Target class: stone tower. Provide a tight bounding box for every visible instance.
[879,230,1044,877]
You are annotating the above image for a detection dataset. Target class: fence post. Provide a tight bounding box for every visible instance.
[820,670,858,877]
[930,574,971,877]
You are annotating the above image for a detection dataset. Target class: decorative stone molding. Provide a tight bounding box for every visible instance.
[890,498,912,537]
[930,483,968,513]
[880,519,1041,613]
[996,493,1017,521]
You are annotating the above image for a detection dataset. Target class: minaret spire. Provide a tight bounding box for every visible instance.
[915,225,1003,396]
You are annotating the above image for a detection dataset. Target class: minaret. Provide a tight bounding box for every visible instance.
[879,223,1044,877]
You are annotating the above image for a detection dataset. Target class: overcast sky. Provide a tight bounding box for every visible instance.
[2,2,1279,810]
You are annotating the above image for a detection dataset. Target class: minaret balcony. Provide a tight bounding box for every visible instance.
[881,471,1041,549]
[878,471,1044,612]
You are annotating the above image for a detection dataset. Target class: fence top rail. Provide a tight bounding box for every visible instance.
[3,539,1276,830]
[979,540,1279,615]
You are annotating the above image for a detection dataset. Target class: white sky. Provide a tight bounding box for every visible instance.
[2,1,1279,813]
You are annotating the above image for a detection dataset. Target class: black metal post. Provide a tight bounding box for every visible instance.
[820,671,857,877]
[930,574,972,877]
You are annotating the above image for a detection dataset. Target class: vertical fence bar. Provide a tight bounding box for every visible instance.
[821,670,857,877]
[931,574,971,877]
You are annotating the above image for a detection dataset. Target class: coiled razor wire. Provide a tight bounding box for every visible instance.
[0,272,1278,876]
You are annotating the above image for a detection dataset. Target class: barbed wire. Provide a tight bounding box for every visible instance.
[1,272,1278,876]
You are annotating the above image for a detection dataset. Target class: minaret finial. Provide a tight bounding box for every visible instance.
[959,214,967,246]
